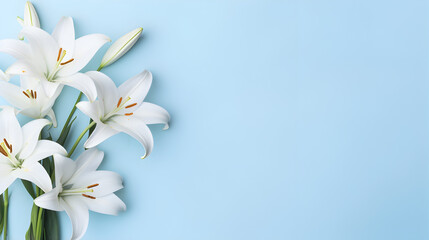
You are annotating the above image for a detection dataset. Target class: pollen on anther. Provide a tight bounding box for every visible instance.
[30,90,34,98]
[4,139,12,152]
[117,97,123,108]
[125,103,137,109]
[34,91,37,99]
[23,91,30,98]
[87,183,99,189]
[22,70,26,73]
[82,194,96,199]
[57,48,63,61]
[60,58,74,65]
[125,113,134,116]
[0,147,7,157]
[5,144,12,153]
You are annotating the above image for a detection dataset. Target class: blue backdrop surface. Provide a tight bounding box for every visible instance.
[0,0,429,239]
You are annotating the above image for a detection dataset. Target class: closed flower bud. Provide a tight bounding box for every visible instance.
[100,27,143,69]
[18,1,40,28]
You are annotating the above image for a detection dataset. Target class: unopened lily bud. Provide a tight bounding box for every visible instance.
[17,2,40,40]
[20,1,40,27]
[99,27,143,69]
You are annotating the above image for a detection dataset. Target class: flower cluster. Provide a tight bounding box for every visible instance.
[0,2,170,240]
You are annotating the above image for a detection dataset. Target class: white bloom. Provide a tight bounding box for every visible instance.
[0,107,67,194]
[0,77,61,127]
[100,27,143,69]
[77,70,170,159]
[0,17,111,101]
[35,148,125,240]
[17,1,40,28]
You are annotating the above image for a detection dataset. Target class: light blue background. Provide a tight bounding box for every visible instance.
[0,0,429,239]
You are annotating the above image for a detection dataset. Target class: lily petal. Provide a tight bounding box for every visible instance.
[0,80,31,110]
[56,73,97,102]
[84,123,118,149]
[5,61,39,77]
[0,39,32,60]
[109,116,153,159]
[25,140,67,163]
[41,78,61,98]
[16,161,52,192]
[52,17,75,60]
[76,101,103,124]
[118,70,152,105]
[70,171,123,198]
[134,102,170,130]
[0,69,9,81]
[34,187,63,211]
[46,109,58,128]
[0,107,23,154]
[0,162,16,194]
[85,71,119,113]
[58,34,110,77]
[53,154,76,186]
[73,148,104,177]
[83,194,126,215]
[20,26,59,72]
[19,119,51,160]
[61,196,89,240]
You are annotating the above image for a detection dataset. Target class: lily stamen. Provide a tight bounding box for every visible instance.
[22,91,30,98]
[87,183,99,188]
[117,97,122,107]
[125,103,137,109]
[125,113,133,116]
[0,146,7,157]
[23,90,37,99]
[0,140,20,167]
[57,48,63,61]
[4,138,12,153]
[82,194,96,199]
[60,58,74,65]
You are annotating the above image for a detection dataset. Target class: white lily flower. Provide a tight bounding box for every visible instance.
[34,148,125,240]
[77,70,170,159]
[100,27,143,69]
[0,17,111,101]
[0,107,67,194]
[0,77,61,127]
[17,1,40,28]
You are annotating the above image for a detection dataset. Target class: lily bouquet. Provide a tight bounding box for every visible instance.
[0,2,170,240]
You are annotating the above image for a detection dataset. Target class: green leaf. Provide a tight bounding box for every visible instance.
[56,116,77,145]
[25,223,35,240]
[21,180,36,199]
[88,120,96,137]
[30,204,39,238]
[42,158,51,176]
[43,210,59,240]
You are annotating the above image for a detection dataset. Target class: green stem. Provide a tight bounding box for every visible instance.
[35,207,43,240]
[3,189,8,240]
[68,121,96,157]
[58,65,103,142]
[59,92,83,139]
